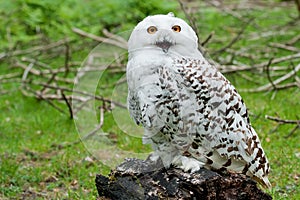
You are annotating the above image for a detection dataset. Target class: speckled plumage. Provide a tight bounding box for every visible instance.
[126,13,271,188]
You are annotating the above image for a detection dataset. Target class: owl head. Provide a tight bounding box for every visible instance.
[128,13,201,58]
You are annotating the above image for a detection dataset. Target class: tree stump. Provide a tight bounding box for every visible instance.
[95,158,272,200]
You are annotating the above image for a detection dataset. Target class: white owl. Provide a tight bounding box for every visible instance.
[126,13,271,188]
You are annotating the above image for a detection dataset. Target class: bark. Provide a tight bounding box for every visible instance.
[95,158,272,200]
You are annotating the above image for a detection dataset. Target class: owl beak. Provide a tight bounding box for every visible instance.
[155,40,173,53]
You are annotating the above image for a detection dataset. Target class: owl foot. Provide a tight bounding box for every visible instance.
[173,156,205,173]
[148,152,160,162]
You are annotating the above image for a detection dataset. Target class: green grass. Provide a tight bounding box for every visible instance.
[1,0,300,199]
[0,92,105,198]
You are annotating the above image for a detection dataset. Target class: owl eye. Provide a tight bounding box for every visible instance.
[172,25,181,32]
[147,26,157,34]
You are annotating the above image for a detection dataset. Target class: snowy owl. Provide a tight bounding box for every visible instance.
[126,13,271,188]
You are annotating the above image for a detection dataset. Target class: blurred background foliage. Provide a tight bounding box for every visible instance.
[0,0,178,49]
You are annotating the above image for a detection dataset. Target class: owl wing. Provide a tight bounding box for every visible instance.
[127,74,167,132]
[127,91,142,125]
[173,58,270,188]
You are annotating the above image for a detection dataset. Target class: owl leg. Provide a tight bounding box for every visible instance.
[173,155,205,173]
[143,130,179,169]
[150,148,180,169]
[148,151,160,162]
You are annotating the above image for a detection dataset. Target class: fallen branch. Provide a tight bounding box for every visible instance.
[64,43,71,77]
[22,85,67,115]
[62,91,73,119]
[286,34,300,45]
[0,72,22,80]
[264,58,276,90]
[265,115,300,138]
[35,82,126,109]
[0,38,71,60]
[242,63,300,92]
[219,50,300,73]
[285,124,300,138]
[201,31,215,47]
[269,42,300,52]
[265,115,300,124]
[72,27,128,49]
[0,90,9,95]
[102,29,128,48]
[80,106,105,141]
[254,52,300,69]
[15,61,75,84]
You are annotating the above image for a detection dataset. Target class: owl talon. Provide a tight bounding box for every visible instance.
[148,153,160,162]
[175,156,204,173]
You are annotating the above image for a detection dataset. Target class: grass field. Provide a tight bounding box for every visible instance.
[1,0,300,199]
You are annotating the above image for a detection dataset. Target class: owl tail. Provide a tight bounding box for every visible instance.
[253,176,272,189]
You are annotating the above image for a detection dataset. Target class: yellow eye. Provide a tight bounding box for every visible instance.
[172,25,181,32]
[147,26,157,34]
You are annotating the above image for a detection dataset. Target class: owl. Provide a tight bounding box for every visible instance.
[126,13,271,188]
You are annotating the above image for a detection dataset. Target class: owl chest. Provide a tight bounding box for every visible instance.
[127,57,174,92]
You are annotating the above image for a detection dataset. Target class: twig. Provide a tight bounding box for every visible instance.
[255,52,300,68]
[64,43,71,77]
[22,86,66,114]
[14,61,76,84]
[225,48,258,60]
[72,27,128,49]
[249,30,286,41]
[284,124,300,138]
[243,63,300,92]
[178,0,199,42]
[204,0,257,26]
[296,75,300,87]
[266,115,300,138]
[58,106,107,148]
[205,0,243,18]
[72,96,94,115]
[212,17,254,55]
[0,90,9,95]
[34,94,89,102]
[294,0,300,18]
[237,72,261,85]
[21,57,52,70]
[241,82,298,93]
[286,34,300,45]
[227,52,300,73]
[271,82,298,90]
[0,72,22,80]
[269,42,300,52]
[201,31,215,47]
[15,61,114,75]
[264,58,277,90]
[265,115,300,124]
[102,29,128,47]
[21,63,35,83]
[40,73,57,94]
[81,106,105,141]
[61,91,73,119]
[29,82,127,109]
[0,38,71,60]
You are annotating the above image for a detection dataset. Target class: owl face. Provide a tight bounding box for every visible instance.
[128,14,200,58]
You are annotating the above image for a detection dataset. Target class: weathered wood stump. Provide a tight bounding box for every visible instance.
[95,158,272,200]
